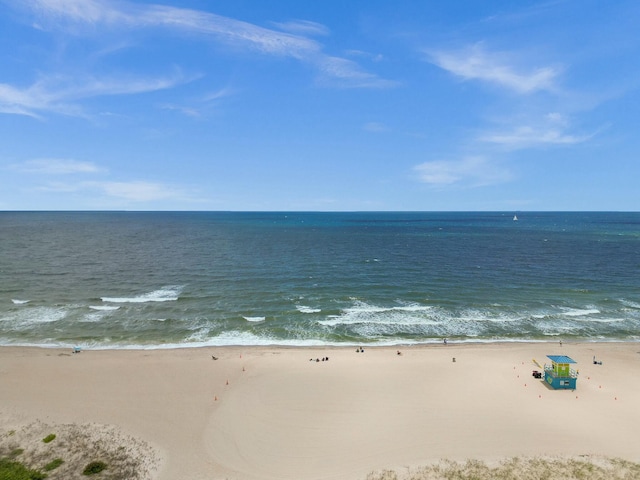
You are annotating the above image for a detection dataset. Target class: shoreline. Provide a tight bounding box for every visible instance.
[2,336,639,351]
[2,341,639,479]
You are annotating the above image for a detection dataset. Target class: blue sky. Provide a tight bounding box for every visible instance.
[1,0,639,211]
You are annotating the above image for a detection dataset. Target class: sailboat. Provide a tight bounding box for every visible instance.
[513,214,518,221]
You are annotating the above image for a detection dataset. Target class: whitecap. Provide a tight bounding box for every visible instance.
[582,317,625,323]
[243,316,266,322]
[341,300,432,316]
[81,313,107,323]
[561,307,600,317]
[102,286,183,303]
[89,305,120,311]
[11,299,29,305]
[395,304,433,313]
[296,305,321,314]
[620,299,640,310]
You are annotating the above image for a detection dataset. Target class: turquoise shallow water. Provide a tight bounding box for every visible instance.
[1,211,639,348]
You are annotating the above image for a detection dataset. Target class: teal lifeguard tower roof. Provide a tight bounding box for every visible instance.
[547,355,576,364]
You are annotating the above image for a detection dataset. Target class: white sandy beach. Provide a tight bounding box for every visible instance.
[1,342,639,479]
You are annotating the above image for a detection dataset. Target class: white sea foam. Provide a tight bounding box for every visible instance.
[345,300,432,315]
[11,299,30,305]
[620,299,640,309]
[5,307,67,330]
[102,286,183,303]
[81,305,120,323]
[243,316,266,322]
[81,312,107,323]
[395,304,432,312]
[456,309,522,323]
[193,331,341,347]
[582,317,626,323]
[318,301,437,327]
[296,305,321,314]
[561,307,600,317]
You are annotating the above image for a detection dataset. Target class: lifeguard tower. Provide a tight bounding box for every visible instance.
[544,355,577,389]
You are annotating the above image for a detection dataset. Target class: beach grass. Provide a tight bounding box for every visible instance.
[367,456,640,480]
[1,421,158,480]
[0,458,46,480]
[82,460,107,475]
[43,458,64,471]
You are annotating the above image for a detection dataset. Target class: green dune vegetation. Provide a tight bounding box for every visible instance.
[0,421,158,480]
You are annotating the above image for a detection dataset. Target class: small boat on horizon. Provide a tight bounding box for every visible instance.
[513,214,518,221]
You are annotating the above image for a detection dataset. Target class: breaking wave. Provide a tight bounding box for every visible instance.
[102,286,183,304]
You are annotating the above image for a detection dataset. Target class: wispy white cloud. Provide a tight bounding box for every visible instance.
[316,56,397,88]
[0,71,191,118]
[158,103,201,118]
[22,0,126,26]
[14,0,391,90]
[414,156,512,187]
[363,122,389,133]
[69,72,191,97]
[95,181,187,202]
[478,112,594,149]
[272,19,330,37]
[9,153,193,203]
[159,87,235,118]
[479,125,589,148]
[346,50,385,62]
[11,158,107,174]
[35,179,196,203]
[141,5,321,59]
[429,43,560,94]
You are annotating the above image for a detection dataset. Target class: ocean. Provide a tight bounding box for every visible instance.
[1,211,639,348]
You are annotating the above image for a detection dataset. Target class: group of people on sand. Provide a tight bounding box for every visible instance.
[310,357,329,362]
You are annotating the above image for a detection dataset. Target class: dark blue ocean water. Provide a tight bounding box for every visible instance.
[1,212,639,348]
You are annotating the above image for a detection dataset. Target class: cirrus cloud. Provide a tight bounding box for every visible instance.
[428,43,560,94]
[10,0,392,94]
[10,158,107,174]
[478,112,595,149]
[414,156,513,187]
[0,71,193,119]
